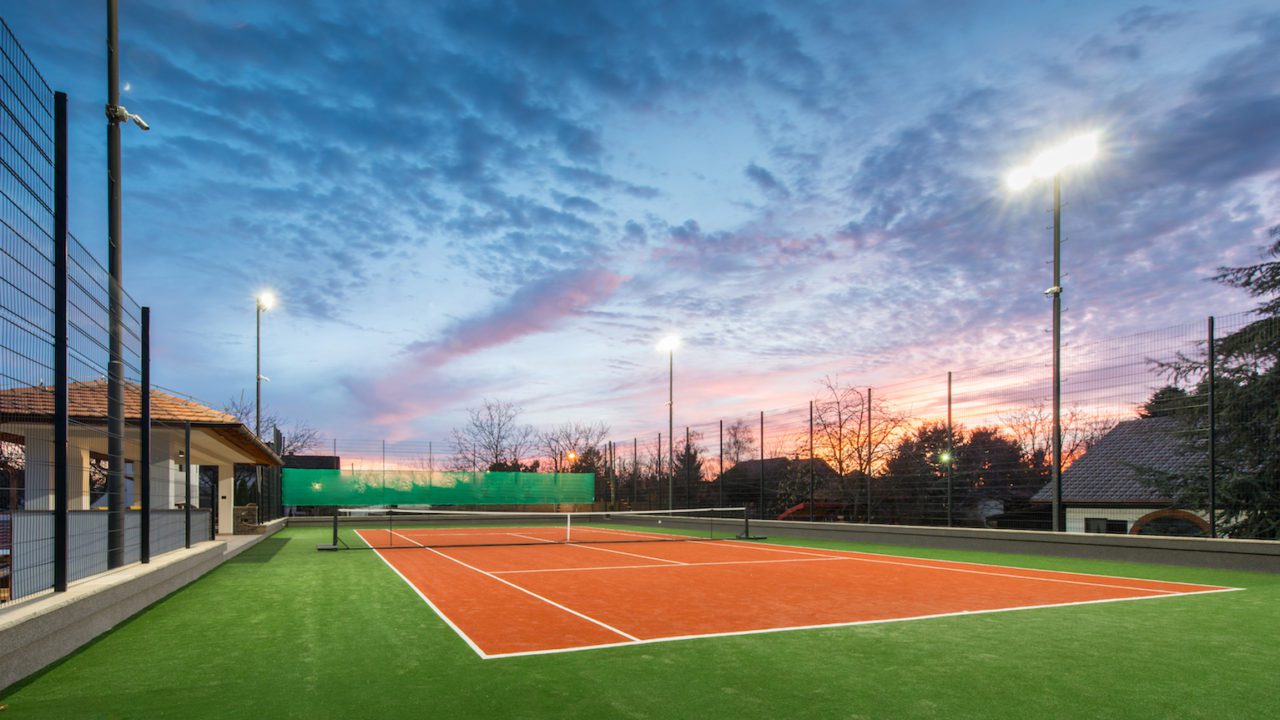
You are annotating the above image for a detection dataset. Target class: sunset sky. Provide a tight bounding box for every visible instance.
[4,0,1277,448]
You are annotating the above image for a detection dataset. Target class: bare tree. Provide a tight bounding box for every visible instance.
[224,392,321,455]
[724,418,756,468]
[539,421,611,472]
[813,376,863,475]
[449,399,537,470]
[1001,401,1117,467]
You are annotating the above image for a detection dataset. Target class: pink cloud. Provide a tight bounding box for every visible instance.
[347,267,626,432]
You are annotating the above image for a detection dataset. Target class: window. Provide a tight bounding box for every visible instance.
[1084,518,1128,534]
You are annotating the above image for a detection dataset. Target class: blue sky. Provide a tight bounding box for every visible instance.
[3,0,1278,444]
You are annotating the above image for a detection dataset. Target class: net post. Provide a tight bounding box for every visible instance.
[737,504,765,540]
[316,507,340,551]
[566,512,572,543]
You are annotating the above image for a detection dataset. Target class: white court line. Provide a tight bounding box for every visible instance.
[569,543,688,565]
[573,526,704,542]
[356,529,1244,661]
[493,556,851,575]
[480,586,1244,660]
[391,527,1220,593]
[355,529,491,659]
[507,533,556,544]
[421,545,640,643]
[718,539,1241,592]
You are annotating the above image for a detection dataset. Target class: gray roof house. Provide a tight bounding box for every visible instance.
[1031,416,1209,536]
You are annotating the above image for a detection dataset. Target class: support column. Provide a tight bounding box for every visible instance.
[217,464,236,535]
[21,426,54,511]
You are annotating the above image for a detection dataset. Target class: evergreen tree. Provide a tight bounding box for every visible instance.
[1154,226,1280,538]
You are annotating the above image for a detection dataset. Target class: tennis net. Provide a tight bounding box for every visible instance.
[320,507,754,550]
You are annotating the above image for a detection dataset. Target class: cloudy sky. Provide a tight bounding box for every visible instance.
[4,0,1278,446]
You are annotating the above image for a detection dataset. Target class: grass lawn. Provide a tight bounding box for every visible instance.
[2,526,1277,719]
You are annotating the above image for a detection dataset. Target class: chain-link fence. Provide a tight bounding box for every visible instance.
[303,308,1276,540]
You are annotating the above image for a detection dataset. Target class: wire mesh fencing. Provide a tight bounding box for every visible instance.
[302,307,1276,540]
[0,19,218,607]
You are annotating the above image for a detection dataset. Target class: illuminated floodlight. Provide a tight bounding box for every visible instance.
[656,335,680,353]
[1006,131,1101,190]
[938,451,953,465]
[257,290,276,310]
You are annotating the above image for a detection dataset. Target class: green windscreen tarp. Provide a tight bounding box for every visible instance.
[282,468,596,506]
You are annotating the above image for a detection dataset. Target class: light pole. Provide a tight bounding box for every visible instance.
[255,291,275,439]
[255,291,274,525]
[104,0,150,571]
[656,335,680,511]
[1007,131,1100,533]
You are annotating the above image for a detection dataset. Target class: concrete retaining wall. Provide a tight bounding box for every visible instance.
[0,522,283,693]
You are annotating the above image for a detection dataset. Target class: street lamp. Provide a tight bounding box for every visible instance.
[1006,131,1101,533]
[254,291,275,526]
[255,291,275,440]
[656,335,680,510]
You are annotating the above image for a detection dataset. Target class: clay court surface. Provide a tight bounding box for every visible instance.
[356,526,1237,659]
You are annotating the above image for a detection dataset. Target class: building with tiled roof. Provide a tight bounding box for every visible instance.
[1,380,280,536]
[1031,416,1208,536]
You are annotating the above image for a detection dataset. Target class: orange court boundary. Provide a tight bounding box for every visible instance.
[356,529,1242,660]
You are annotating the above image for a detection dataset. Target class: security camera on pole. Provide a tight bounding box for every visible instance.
[105,0,150,568]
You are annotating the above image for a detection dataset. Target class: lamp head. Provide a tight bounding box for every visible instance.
[257,291,276,311]
[1006,131,1101,191]
[656,335,680,353]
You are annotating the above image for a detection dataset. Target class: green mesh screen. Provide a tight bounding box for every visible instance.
[282,468,595,506]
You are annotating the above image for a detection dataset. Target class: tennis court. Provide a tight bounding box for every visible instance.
[355,517,1237,659]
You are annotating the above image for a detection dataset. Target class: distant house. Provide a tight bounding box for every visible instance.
[1030,416,1209,536]
[719,457,845,519]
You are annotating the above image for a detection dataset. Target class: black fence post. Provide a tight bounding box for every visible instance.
[184,421,192,548]
[758,411,764,519]
[1208,316,1217,538]
[53,91,69,592]
[946,371,954,528]
[865,387,873,523]
[684,426,691,509]
[809,400,815,523]
[140,307,151,562]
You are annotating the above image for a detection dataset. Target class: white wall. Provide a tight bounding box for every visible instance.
[1066,507,1209,534]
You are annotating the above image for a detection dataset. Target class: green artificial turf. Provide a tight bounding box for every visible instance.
[2,527,1277,719]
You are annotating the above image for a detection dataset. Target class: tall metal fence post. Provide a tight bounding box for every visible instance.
[140,307,151,562]
[53,91,69,592]
[1208,316,1217,538]
[632,438,637,506]
[657,433,662,510]
[684,426,691,508]
[718,420,724,508]
[946,371,954,527]
[809,400,815,522]
[758,411,765,519]
[865,387,873,523]
[184,421,192,548]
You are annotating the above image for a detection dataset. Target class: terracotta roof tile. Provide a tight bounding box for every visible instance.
[0,379,238,424]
